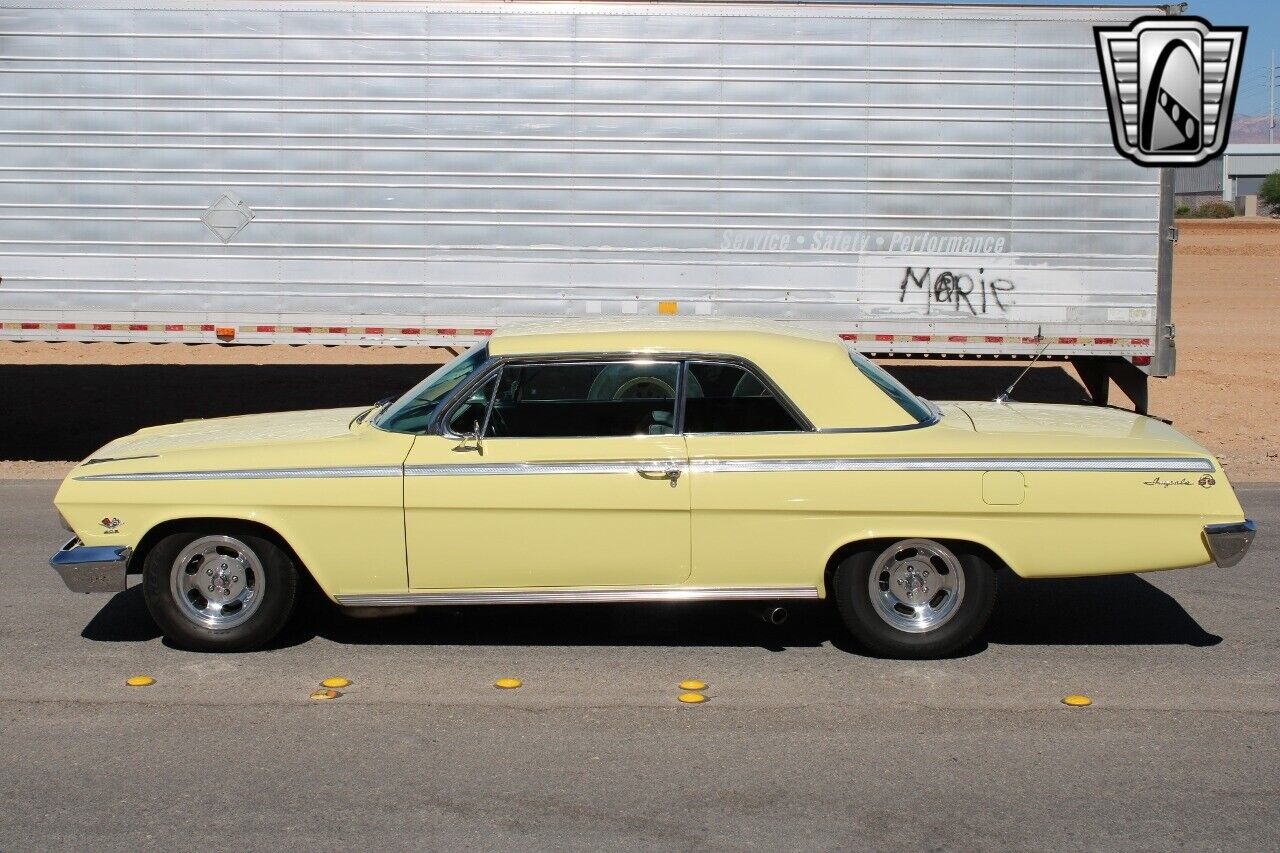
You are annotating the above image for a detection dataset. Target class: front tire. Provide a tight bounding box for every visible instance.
[142,528,298,652]
[833,539,996,659]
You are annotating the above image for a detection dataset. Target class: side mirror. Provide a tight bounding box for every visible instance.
[453,420,484,455]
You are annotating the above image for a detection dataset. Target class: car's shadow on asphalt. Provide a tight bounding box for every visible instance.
[81,569,1222,653]
[80,583,162,643]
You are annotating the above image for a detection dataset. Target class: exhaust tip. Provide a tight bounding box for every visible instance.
[762,606,789,626]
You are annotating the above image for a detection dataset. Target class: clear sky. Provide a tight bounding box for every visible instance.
[898,0,1279,116]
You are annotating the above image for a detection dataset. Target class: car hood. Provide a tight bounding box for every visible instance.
[87,406,370,460]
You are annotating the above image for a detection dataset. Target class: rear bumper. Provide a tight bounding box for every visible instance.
[49,537,131,593]
[1203,520,1256,568]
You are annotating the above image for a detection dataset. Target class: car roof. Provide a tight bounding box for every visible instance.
[485,317,918,430]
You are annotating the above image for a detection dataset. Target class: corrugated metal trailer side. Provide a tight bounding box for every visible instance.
[0,1,1174,386]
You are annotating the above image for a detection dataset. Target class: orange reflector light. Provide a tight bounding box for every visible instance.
[215,327,236,341]
[658,301,678,315]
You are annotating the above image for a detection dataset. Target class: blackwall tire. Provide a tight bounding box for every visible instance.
[142,527,298,652]
[833,539,997,659]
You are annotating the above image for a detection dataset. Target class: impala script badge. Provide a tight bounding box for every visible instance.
[1144,477,1192,488]
[1094,16,1247,167]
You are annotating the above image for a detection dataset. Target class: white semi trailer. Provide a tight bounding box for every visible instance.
[0,0,1179,408]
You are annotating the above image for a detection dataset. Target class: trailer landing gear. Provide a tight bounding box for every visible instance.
[1073,357,1151,415]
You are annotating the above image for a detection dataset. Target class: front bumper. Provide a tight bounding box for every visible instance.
[49,537,130,593]
[1203,520,1256,568]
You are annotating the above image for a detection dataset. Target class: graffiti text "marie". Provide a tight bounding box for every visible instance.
[899,267,1015,316]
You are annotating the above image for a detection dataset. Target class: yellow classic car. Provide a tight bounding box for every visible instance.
[51,319,1255,657]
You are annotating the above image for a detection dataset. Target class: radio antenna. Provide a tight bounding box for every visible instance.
[995,326,1050,404]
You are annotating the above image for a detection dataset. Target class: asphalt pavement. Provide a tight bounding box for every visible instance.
[0,479,1276,852]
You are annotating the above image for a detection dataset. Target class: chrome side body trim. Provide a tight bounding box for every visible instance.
[336,586,820,607]
[74,455,1215,481]
[690,456,1216,474]
[1203,519,1256,568]
[406,459,684,477]
[74,465,403,481]
[49,537,131,593]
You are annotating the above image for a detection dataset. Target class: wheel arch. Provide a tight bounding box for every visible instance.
[822,536,1012,597]
[130,516,312,585]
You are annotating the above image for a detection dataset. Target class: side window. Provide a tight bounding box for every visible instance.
[483,361,680,438]
[683,361,804,433]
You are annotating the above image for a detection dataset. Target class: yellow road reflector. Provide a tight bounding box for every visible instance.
[1062,694,1092,707]
[125,675,155,687]
[679,680,707,691]
[495,678,523,689]
[658,300,678,315]
[678,692,707,704]
[321,677,351,689]
[310,688,340,701]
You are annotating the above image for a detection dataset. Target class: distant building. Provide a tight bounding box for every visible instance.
[1173,144,1280,214]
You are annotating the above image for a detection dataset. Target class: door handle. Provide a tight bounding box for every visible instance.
[636,466,682,487]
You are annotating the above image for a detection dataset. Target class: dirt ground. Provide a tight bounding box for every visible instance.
[3,218,1277,480]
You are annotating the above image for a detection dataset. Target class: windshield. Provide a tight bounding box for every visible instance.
[847,349,935,424]
[374,344,490,434]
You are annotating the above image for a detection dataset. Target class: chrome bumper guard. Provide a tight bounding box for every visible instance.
[50,537,131,593]
[1203,520,1256,568]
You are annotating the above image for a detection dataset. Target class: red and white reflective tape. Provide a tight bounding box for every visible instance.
[1,321,1150,350]
[837,333,1152,348]
[1,321,494,339]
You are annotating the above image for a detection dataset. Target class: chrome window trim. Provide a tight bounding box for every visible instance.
[430,355,506,438]
[373,342,490,435]
[673,359,690,435]
[336,585,820,607]
[432,349,817,439]
[816,413,942,435]
[442,369,501,437]
[434,352,689,441]
[681,356,811,435]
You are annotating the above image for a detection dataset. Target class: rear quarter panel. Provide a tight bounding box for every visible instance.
[685,422,1242,590]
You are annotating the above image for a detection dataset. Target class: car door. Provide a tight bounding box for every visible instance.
[403,357,691,590]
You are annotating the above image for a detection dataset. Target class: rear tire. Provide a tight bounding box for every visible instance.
[833,539,996,659]
[142,527,298,652]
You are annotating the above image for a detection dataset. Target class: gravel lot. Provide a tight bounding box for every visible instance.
[1,479,1275,852]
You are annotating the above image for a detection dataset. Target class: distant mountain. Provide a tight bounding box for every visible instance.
[1230,114,1274,144]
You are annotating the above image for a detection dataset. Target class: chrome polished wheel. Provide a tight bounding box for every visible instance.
[866,539,965,634]
[169,535,266,630]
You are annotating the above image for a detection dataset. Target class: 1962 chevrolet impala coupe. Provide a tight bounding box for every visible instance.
[51,319,1255,657]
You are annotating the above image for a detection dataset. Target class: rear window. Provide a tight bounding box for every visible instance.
[848,350,935,424]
